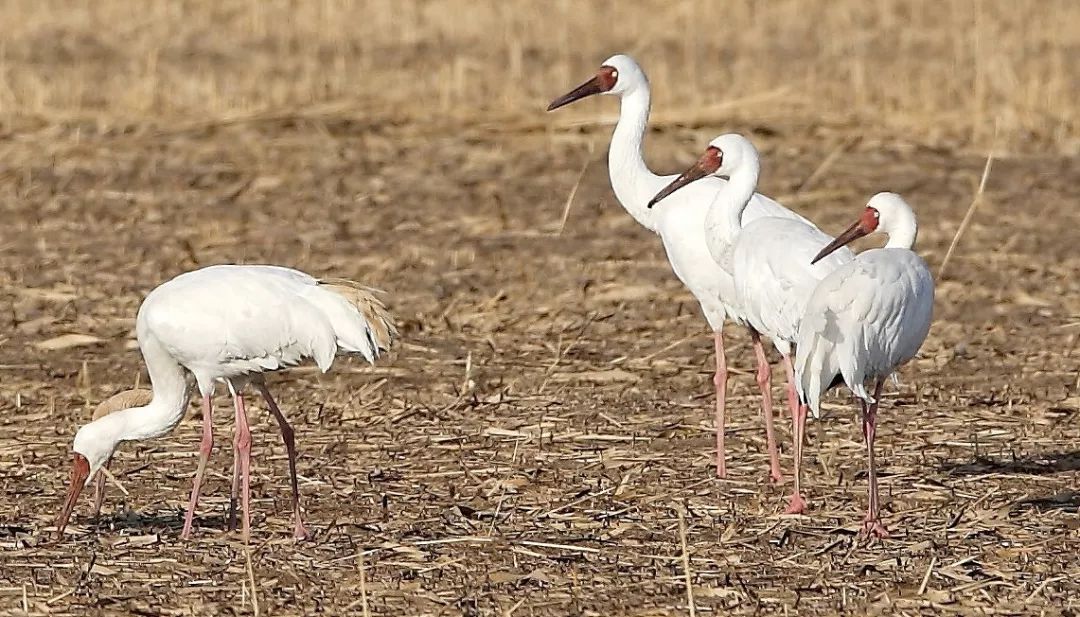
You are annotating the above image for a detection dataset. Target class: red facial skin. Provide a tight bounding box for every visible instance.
[547,65,619,111]
[812,207,880,264]
[648,146,724,209]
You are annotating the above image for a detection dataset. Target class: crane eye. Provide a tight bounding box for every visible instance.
[611,69,618,81]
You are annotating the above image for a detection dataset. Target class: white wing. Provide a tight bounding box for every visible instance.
[733,218,855,347]
[137,265,394,392]
[795,248,934,417]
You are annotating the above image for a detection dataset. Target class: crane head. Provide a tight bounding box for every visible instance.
[647,133,757,208]
[547,54,644,111]
[547,66,619,111]
[812,207,880,264]
[647,146,722,208]
[54,401,135,540]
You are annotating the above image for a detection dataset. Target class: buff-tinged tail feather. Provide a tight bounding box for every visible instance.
[92,389,154,420]
[317,278,398,357]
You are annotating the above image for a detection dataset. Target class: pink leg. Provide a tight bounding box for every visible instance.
[784,404,810,514]
[91,461,109,518]
[782,356,808,514]
[861,380,889,538]
[233,392,254,543]
[782,355,800,420]
[181,395,214,540]
[255,382,311,541]
[228,381,245,532]
[227,435,240,532]
[712,331,729,479]
[750,330,783,483]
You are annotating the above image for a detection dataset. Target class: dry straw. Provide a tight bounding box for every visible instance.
[939,148,995,279]
[0,1,1076,152]
[3,2,1080,615]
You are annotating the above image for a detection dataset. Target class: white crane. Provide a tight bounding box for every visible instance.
[54,265,396,542]
[648,134,854,514]
[796,192,934,537]
[548,54,813,481]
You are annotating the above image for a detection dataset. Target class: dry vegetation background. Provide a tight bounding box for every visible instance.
[1,0,1078,151]
[1,1,1079,616]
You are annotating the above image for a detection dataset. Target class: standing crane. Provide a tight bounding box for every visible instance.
[648,134,854,513]
[796,192,934,536]
[549,54,813,481]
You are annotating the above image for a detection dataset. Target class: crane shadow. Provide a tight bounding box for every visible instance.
[1011,491,1080,514]
[89,510,230,534]
[941,450,1080,477]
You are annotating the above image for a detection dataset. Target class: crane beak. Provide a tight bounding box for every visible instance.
[648,146,722,209]
[54,453,90,540]
[811,219,870,264]
[547,75,604,111]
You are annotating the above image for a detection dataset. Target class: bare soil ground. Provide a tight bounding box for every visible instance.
[1,112,1078,616]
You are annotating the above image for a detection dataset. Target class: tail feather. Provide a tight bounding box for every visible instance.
[796,331,842,419]
[316,278,398,362]
[93,389,154,420]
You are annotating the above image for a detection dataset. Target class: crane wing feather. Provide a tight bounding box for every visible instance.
[734,218,855,345]
[138,265,396,390]
[795,249,933,417]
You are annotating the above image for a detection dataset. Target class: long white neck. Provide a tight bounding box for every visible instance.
[704,154,760,252]
[94,336,191,446]
[607,84,659,232]
[884,211,918,250]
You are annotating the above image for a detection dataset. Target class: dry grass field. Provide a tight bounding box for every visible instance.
[1,1,1079,615]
